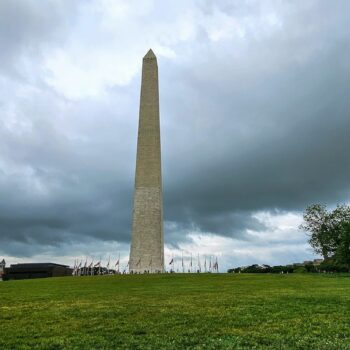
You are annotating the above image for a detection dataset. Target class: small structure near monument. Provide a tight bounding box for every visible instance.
[0,259,5,279]
[3,263,72,281]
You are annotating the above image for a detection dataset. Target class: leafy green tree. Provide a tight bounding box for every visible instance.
[335,222,350,265]
[300,204,350,263]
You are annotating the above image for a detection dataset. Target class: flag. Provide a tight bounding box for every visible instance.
[77,260,82,275]
[83,259,87,275]
[73,259,77,275]
[90,260,94,275]
[116,253,120,272]
[213,258,218,272]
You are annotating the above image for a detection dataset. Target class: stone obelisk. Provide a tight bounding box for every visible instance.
[129,49,164,273]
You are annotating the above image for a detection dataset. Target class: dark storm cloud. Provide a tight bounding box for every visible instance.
[0,78,137,253]
[1,0,350,258]
[161,1,350,237]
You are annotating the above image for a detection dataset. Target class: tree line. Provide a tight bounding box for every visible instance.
[228,204,350,273]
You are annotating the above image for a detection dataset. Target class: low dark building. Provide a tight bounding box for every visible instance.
[3,263,73,281]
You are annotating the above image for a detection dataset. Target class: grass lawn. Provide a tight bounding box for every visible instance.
[0,273,349,349]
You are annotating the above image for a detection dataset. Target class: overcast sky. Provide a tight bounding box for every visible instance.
[1,0,350,271]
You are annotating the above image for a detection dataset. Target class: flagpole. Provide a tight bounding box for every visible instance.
[78,260,82,276]
[182,251,184,273]
[118,253,120,274]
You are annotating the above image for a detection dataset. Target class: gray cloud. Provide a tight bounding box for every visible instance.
[0,0,350,263]
[161,1,350,234]
[0,0,77,80]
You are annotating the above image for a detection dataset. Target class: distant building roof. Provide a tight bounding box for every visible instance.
[9,263,69,269]
[3,262,72,281]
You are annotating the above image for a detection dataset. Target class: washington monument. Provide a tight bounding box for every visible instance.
[129,49,164,273]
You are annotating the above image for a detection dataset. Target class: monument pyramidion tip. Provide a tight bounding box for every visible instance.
[143,48,156,60]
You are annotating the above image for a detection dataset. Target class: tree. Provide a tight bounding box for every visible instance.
[300,204,350,261]
[335,222,350,265]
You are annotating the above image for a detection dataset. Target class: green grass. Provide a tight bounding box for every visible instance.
[0,274,350,349]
